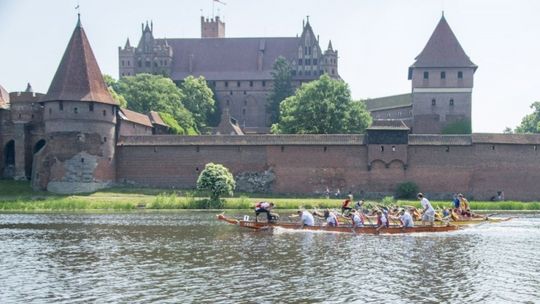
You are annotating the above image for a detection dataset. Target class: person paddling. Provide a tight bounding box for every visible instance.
[376,210,388,232]
[255,201,275,222]
[349,210,364,228]
[297,210,315,228]
[418,193,435,226]
[324,209,339,227]
[399,209,414,228]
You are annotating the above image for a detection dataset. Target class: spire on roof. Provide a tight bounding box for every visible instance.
[124,37,131,48]
[42,18,116,105]
[410,14,477,70]
[327,40,333,51]
[25,83,33,93]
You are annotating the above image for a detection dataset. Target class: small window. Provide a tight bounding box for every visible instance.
[49,108,52,115]
[305,59,311,65]
[458,71,463,79]
[423,71,429,79]
[392,146,396,152]
[226,100,230,106]
[121,60,125,66]
[211,81,216,87]
[298,59,303,65]
[441,71,446,79]
[262,81,266,87]
[74,107,78,114]
[138,61,142,67]
[249,81,253,87]
[243,91,246,95]
[323,146,327,152]
[225,81,229,87]
[445,146,450,152]
[380,146,384,152]
[292,70,297,76]
[237,81,241,87]
[103,137,107,143]
[196,146,200,152]
[281,146,285,152]
[244,100,247,106]
[534,145,537,151]
[103,110,106,116]
[298,70,303,76]
[491,145,496,150]
[229,91,233,95]
[242,108,246,116]
[331,69,335,75]
[127,61,130,66]
[89,102,94,112]
[81,158,85,163]
[18,113,21,119]
[145,61,151,67]
[449,99,454,106]
[432,99,436,106]
[59,101,64,111]
[313,59,318,65]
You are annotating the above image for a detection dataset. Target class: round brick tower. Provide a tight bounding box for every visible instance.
[32,16,119,193]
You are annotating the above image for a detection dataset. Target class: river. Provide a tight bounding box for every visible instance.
[0,212,539,303]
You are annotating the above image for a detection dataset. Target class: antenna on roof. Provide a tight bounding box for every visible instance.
[75,0,81,26]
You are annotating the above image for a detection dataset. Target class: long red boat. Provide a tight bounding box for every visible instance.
[217,214,459,234]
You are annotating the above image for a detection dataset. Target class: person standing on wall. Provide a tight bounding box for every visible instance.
[341,194,353,215]
[255,201,275,222]
[418,193,435,226]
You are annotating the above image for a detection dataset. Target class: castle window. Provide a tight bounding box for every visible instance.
[320,70,324,75]
[458,71,463,79]
[225,81,229,87]
[306,70,311,76]
[112,106,116,114]
[138,61,142,68]
[304,46,308,55]
[424,71,429,79]
[121,60,125,67]
[446,146,450,152]
[441,71,446,79]
[331,69,335,75]
[226,99,230,106]
[18,113,21,119]
[59,101,64,111]
[81,158,85,163]
[89,102,94,112]
[103,137,107,143]
[211,81,216,87]
[237,81,241,87]
[313,59,318,65]
[323,146,327,152]
[305,59,311,65]
[196,146,200,152]
[249,81,253,87]
[127,61,130,66]
[449,99,454,106]
[103,110,107,116]
[121,73,125,77]
[244,100,247,106]
[281,146,285,152]
[298,59,303,65]
[380,146,384,152]
[298,70,303,76]
[145,60,150,67]
[243,91,247,95]
[431,98,436,106]
[154,61,158,67]
[491,145,496,150]
[534,145,537,151]
[262,81,266,87]
[74,107,78,114]
[291,70,297,76]
[242,108,246,116]
[230,91,233,95]
[49,108,52,115]
[308,47,312,55]
[392,146,396,152]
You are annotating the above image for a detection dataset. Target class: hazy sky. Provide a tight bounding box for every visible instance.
[1,0,539,133]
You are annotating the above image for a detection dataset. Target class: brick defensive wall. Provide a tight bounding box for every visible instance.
[116,133,540,201]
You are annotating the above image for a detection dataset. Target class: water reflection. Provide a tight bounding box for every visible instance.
[0,213,538,303]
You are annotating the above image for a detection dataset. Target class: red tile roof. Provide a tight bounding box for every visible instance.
[119,108,153,127]
[148,111,168,127]
[42,18,117,105]
[411,15,477,70]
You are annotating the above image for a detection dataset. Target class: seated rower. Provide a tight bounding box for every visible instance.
[349,210,364,228]
[376,210,388,231]
[399,209,414,228]
[255,201,275,222]
[324,209,339,227]
[297,210,315,227]
[354,199,364,211]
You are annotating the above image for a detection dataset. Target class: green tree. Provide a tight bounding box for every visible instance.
[179,76,217,132]
[197,163,236,202]
[116,73,197,134]
[515,101,540,133]
[271,74,372,134]
[267,56,294,124]
[102,74,127,107]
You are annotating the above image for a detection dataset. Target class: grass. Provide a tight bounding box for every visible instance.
[1,180,539,212]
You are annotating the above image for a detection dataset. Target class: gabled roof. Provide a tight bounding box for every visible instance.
[148,111,168,127]
[42,17,117,105]
[166,37,299,81]
[410,15,477,70]
[119,108,153,127]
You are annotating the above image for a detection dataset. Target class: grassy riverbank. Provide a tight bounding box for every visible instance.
[1,180,539,211]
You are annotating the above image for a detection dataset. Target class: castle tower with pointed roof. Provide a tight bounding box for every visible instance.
[33,15,119,193]
[409,14,477,134]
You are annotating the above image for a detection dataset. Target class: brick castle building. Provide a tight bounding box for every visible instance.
[1,14,539,200]
[118,17,339,133]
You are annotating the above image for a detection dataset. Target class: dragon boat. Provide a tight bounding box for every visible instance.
[216,214,459,234]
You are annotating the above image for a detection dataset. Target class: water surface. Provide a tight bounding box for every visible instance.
[0,212,539,303]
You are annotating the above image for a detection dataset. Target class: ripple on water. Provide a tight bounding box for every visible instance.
[0,213,539,303]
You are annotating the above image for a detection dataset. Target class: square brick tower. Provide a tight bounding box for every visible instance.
[408,14,478,134]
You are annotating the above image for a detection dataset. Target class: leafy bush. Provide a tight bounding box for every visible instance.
[395,181,419,199]
[197,163,236,202]
[381,196,396,205]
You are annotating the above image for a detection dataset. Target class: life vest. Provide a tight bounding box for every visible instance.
[342,199,352,208]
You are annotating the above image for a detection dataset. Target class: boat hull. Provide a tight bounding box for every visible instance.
[217,214,459,234]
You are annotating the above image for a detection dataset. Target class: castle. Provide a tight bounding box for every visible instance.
[118,17,339,133]
[1,14,539,200]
